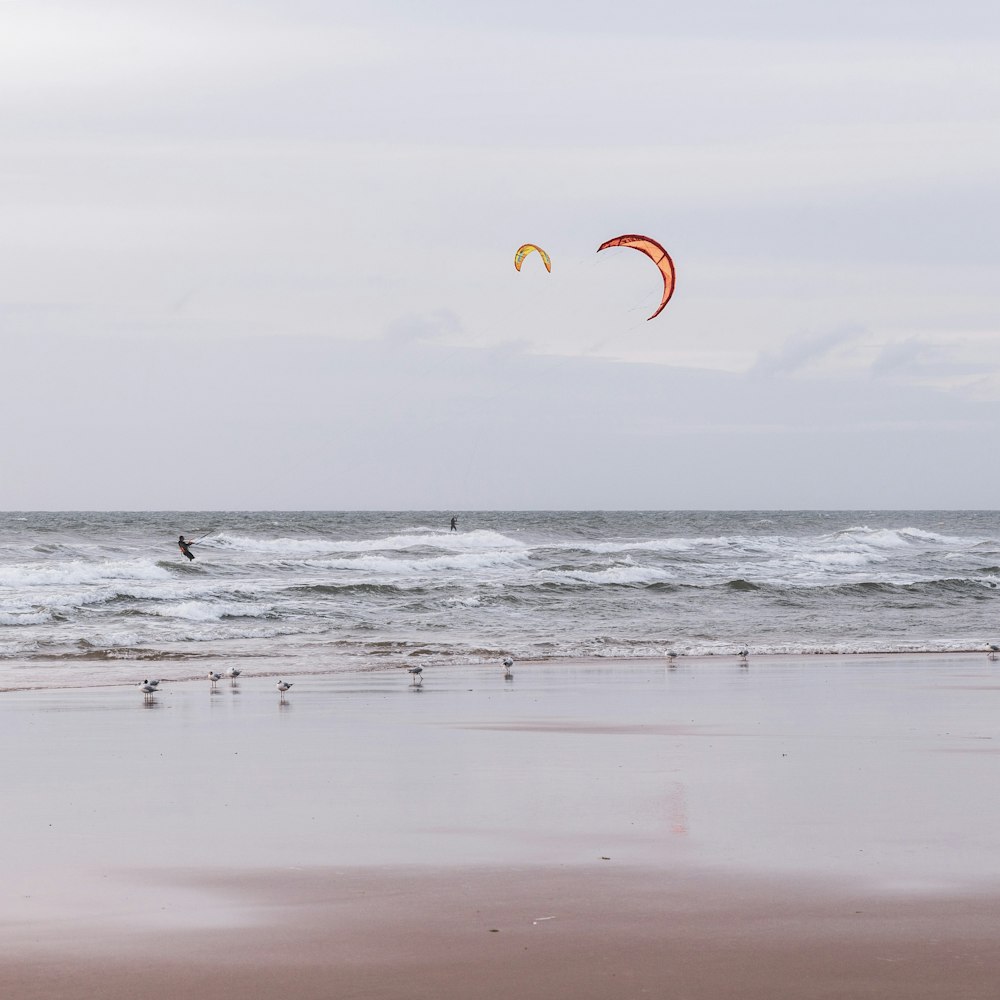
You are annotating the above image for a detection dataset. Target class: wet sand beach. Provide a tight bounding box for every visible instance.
[3,654,1000,998]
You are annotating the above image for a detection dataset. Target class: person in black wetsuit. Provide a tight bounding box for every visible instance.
[450,517,458,532]
[178,535,195,561]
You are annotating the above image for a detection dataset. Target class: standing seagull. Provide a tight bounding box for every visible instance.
[208,671,222,688]
[407,666,424,686]
[277,680,293,701]
[140,682,158,704]
[988,644,1000,662]
[737,646,749,663]
[502,657,514,679]
[227,667,242,685]
[666,651,678,664]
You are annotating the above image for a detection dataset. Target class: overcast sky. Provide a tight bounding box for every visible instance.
[2,0,999,510]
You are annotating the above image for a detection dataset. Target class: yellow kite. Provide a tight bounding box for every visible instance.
[514,244,552,273]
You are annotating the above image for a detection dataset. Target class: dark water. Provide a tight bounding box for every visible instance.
[1,510,999,686]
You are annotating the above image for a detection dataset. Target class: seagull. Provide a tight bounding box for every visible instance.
[277,680,293,700]
[666,650,678,663]
[407,666,423,685]
[140,682,158,703]
[737,647,749,663]
[502,657,514,679]
[208,671,222,688]
[988,644,1000,662]
[139,678,161,688]
[227,667,242,684]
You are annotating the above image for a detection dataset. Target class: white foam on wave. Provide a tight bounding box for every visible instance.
[541,526,971,567]
[302,549,529,577]
[0,610,53,626]
[539,565,672,586]
[445,595,483,608]
[0,558,171,589]
[212,529,526,557]
[831,526,974,549]
[0,571,236,625]
[153,600,274,623]
[82,631,144,649]
[791,550,885,569]
[553,537,710,555]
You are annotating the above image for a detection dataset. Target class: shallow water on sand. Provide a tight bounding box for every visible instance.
[2,655,999,921]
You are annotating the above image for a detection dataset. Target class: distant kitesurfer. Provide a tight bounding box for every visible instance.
[178,535,195,561]
[450,517,458,532]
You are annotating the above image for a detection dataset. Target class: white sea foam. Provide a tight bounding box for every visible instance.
[301,549,529,577]
[0,610,53,626]
[212,529,526,556]
[538,565,672,586]
[445,596,483,608]
[0,558,171,588]
[153,600,274,622]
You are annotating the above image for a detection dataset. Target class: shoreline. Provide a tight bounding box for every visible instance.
[1,647,997,693]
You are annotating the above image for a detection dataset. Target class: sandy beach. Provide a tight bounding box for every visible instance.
[3,654,1000,998]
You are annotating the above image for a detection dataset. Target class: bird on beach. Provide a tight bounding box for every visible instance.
[140,682,157,704]
[227,667,242,684]
[208,671,222,688]
[407,666,424,685]
[503,657,514,679]
[666,650,678,663]
[988,644,999,662]
[277,680,293,700]
[737,647,749,663]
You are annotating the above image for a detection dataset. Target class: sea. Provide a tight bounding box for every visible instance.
[1,510,1000,689]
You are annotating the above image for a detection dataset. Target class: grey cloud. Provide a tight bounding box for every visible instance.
[870,338,994,380]
[752,325,865,376]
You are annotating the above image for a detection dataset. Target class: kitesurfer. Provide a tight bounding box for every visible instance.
[450,517,458,532]
[178,535,195,561]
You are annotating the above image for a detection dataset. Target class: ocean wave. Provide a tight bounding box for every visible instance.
[0,578,246,623]
[0,609,54,626]
[444,595,483,608]
[286,582,417,597]
[210,529,526,557]
[299,550,529,576]
[533,525,982,565]
[830,525,977,549]
[0,558,171,588]
[537,564,672,586]
[68,645,195,661]
[152,600,276,623]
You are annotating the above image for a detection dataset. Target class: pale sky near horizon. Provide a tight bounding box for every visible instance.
[2,0,999,510]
